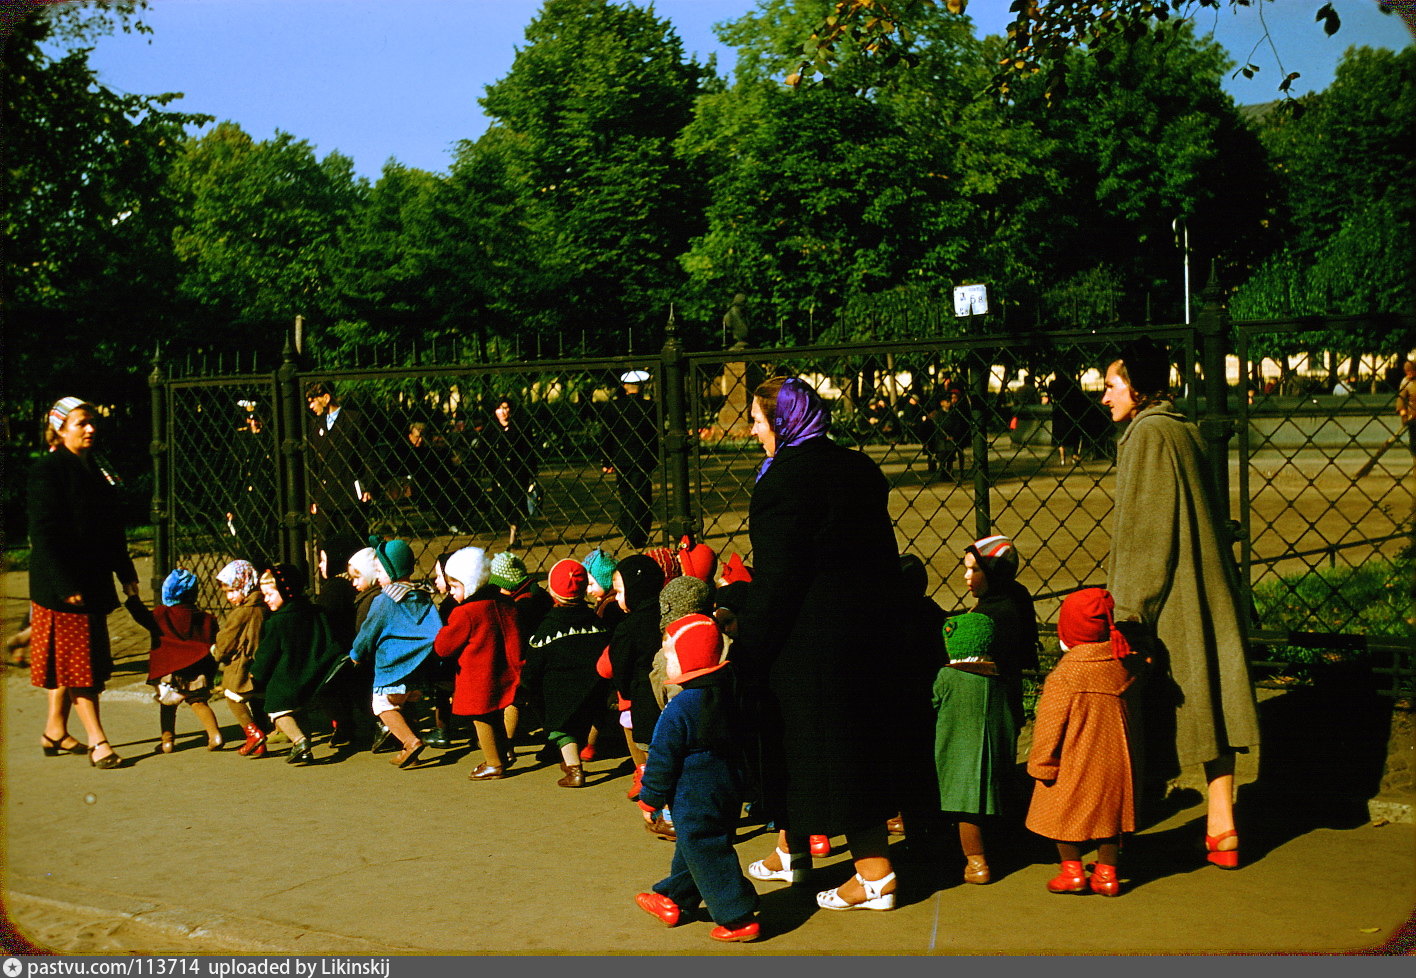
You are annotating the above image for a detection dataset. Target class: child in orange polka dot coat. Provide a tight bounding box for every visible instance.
[1025,587,1143,897]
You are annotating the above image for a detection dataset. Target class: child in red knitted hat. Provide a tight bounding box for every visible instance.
[634,614,760,943]
[1026,587,1141,897]
[676,535,718,583]
[521,558,609,787]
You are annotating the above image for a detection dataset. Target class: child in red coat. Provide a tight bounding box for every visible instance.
[148,569,224,752]
[1026,587,1141,897]
[435,547,523,781]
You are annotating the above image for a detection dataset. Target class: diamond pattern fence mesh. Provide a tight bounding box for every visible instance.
[155,312,1414,700]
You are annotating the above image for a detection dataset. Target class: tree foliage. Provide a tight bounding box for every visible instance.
[786,0,1363,109]
[477,0,711,349]
[166,122,365,347]
[1,0,210,409]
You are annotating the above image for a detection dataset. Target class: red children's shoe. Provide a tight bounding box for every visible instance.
[627,763,647,801]
[579,744,597,762]
[1046,860,1088,894]
[1089,863,1122,897]
[809,835,831,858]
[635,892,681,927]
[237,724,267,757]
[710,919,760,943]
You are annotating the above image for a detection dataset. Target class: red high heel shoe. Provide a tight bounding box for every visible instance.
[1089,863,1121,897]
[1205,829,1239,869]
[635,892,680,927]
[809,835,831,858]
[1046,860,1088,894]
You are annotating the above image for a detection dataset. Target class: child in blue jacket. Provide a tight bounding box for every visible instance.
[349,539,440,769]
[633,614,759,943]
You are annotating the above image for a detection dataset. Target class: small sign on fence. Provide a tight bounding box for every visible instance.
[953,283,988,317]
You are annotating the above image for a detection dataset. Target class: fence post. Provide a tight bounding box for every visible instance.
[660,307,697,544]
[147,348,170,600]
[971,352,992,540]
[277,335,309,567]
[1197,263,1236,532]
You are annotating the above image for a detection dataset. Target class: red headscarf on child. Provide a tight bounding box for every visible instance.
[1057,587,1132,659]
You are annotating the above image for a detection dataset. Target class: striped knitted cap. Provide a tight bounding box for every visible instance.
[965,534,1019,585]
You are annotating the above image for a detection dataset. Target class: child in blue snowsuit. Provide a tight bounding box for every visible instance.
[634,613,760,943]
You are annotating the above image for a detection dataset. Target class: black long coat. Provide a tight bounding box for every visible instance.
[739,436,903,837]
[28,448,137,615]
[307,407,373,515]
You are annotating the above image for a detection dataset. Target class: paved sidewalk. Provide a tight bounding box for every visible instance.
[3,646,1414,956]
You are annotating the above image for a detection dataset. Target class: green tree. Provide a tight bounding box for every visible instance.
[1230,47,1414,362]
[167,122,366,350]
[2,1,208,408]
[1003,23,1277,324]
[478,0,710,351]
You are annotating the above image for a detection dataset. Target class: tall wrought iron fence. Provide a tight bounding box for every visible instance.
[151,289,1415,697]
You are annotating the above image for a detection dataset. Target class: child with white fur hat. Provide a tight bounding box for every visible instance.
[634,613,759,943]
[434,546,524,780]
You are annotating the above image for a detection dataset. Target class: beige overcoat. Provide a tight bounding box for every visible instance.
[1106,402,1260,770]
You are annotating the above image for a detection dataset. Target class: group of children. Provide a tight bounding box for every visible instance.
[142,533,1145,944]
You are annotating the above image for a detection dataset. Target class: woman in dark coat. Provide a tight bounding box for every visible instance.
[1102,338,1260,870]
[250,563,343,764]
[738,376,904,912]
[483,397,538,549]
[28,397,140,768]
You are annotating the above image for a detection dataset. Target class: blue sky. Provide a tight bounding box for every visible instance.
[77,0,1413,181]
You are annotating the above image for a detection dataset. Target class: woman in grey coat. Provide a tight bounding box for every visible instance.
[1102,338,1260,870]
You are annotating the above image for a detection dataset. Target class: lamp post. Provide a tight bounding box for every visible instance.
[1173,216,1191,324]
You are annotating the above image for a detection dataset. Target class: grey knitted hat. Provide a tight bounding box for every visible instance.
[659,575,712,631]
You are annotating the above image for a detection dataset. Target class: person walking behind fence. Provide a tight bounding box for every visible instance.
[28,396,141,769]
[213,559,269,758]
[349,539,440,769]
[305,380,374,548]
[1027,588,1142,898]
[602,371,659,549]
[484,397,539,549]
[147,569,224,753]
[929,387,970,482]
[435,547,524,781]
[1102,336,1260,870]
[1397,359,1416,491]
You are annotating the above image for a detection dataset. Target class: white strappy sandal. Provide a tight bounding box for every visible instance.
[748,847,810,885]
[816,872,897,911]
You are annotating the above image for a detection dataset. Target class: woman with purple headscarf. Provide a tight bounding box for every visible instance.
[736,376,905,912]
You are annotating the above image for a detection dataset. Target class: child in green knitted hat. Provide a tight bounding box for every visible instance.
[932,611,1017,886]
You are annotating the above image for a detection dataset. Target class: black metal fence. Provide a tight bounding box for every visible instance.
[150,281,1415,698]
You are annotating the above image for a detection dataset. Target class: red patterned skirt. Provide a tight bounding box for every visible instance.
[29,602,112,691]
